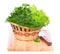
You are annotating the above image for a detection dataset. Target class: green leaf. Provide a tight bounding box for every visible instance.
[34,38,40,42]
[6,3,50,30]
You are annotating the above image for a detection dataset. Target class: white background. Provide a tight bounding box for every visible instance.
[0,0,60,54]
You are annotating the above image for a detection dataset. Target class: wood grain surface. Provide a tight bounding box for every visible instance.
[8,30,53,51]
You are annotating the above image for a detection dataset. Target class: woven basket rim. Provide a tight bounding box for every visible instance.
[10,22,32,29]
[10,22,40,32]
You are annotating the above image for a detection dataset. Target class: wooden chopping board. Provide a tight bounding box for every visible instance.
[8,30,53,51]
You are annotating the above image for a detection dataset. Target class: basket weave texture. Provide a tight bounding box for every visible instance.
[10,22,40,40]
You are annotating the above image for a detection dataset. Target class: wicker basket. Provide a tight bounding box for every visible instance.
[10,22,40,41]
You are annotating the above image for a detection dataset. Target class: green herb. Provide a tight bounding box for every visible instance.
[6,3,50,30]
[34,38,40,42]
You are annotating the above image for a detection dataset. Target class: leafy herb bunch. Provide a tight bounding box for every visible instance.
[6,4,50,30]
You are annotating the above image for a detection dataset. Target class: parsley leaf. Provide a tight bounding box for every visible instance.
[34,38,40,42]
[6,4,50,30]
